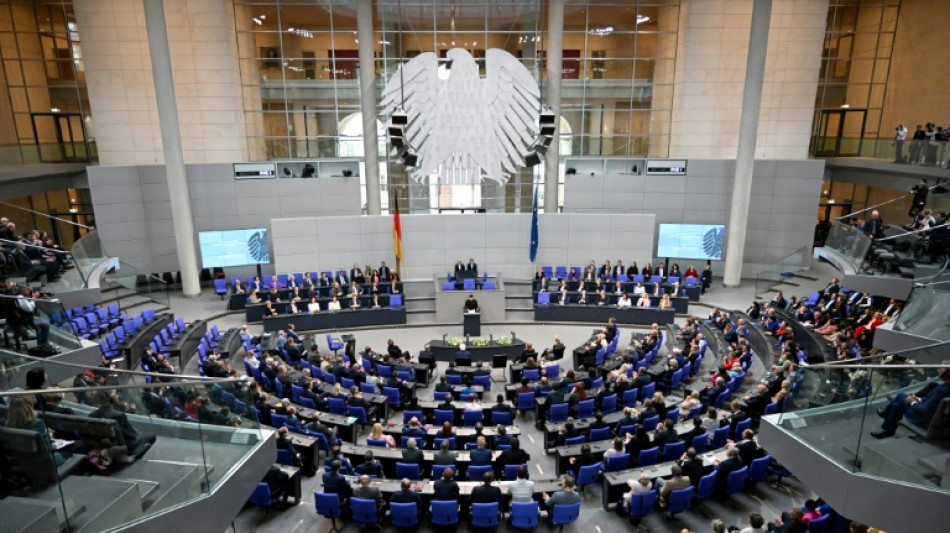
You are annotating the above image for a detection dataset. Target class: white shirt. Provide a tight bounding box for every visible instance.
[633,285,645,295]
[308,302,321,313]
[896,125,907,140]
[617,297,632,308]
[637,296,651,308]
[328,300,341,311]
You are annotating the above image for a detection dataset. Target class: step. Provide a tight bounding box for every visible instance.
[114,459,203,513]
[0,497,74,532]
[33,475,143,532]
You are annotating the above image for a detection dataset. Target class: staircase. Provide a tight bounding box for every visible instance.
[504,279,534,322]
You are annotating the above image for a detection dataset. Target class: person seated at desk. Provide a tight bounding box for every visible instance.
[351,450,382,478]
[557,420,584,446]
[402,417,427,439]
[872,367,950,439]
[346,293,361,309]
[541,335,566,361]
[470,436,493,464]
[401,438,424,465]
[247,289,262,305]
[557,288,570,305]
[353,474,384,514]
[680,415,707,446]
[250,276,262,291]
[367,422,396,448]
[636,291,651,308]
[658,294,673,310]
[231,278,246,294]
[470,471,503,512]
[326,296,341,312]
[306,297,321,314]
[464,294,480,313]
[656,464,692,509]
[492,393,515,418]
[460,379,479,399]
[389,477,422,520]
[713,447,743,498]
[520,342,539,363]
[617,293,633,308]
[542,475,581,517]
[595,289,609,306]
[495,436,530,471]
[284,336,307,363]
[652,418,681,454]
[322,460,352,502]
[432,466,460,503]
[463,393,483,411]
[389,279,401,294]
[434,439,458,466]
[434,376,454,394]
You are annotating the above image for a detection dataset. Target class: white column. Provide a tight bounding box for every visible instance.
[723,0,772,287]
[358,0,381,215]
[142,0,201,297]
[544,0,564,213]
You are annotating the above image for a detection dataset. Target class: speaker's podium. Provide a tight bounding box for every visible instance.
[463,311,481,336]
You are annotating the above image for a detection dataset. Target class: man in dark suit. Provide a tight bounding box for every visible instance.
[454,259,465,278]
[466,258,478,274]
[349,264,365,284]
[322,460,352,501]
[652,419,680,453]
[470,436,493,465]
[284,337,306,363]
[378,261,391,281]
[725,400,750,439]
[352,475,384,512]
[494,437,530,472]
[470,472,503,514]
[714,447,743,497]
[735,429,759,466]
[401,438,424,465]
[90,391,156,459]
[389,477,422,519]
[433,466,460,501]
[333,271,348,286]
[604,317,618,343]
[873,368,950,438]
[678,447,706,486]
[679,416,706,446]
[354,450,384,477]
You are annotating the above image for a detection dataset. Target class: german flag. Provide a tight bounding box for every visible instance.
[392,191,403,267]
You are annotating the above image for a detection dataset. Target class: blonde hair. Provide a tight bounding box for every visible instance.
[6,396,36,428]
[370,422,384,439]
[653,391,665,404]
[333,383,342,395]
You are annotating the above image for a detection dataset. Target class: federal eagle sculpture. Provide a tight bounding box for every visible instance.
[380,48,541,185]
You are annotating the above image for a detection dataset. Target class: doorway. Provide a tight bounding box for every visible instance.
[815,202,852,246]
[31,113,89,162]
[813,109,867,157]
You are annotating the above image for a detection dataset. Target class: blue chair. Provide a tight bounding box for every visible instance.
[390,502,419,528]
[576,399,595,419]
[396,462,421,480]
[523,368,540,382]
[549,403,569,423]
[589,426,611,442]
[504,463,526,480]
[575,463,602,492]
[247,482,276,509]
[764,401,779,415]
[638,446,659,467]
[733,417,753,440]
[442,281,456,291]
[403,410,424,425]
[628,489,657,525]
[468,464,492,481]
[642,414,660,431]
[667,486,694,518]
[517,392,535,414]
[605,453,630,472]
[314,492,343,532]
[551,501,581,531]
[748,455,772,484]
[691,433,709,453]
[366,438,388,448]
[510,501,540,530]
[473,374,491,389]
[471,502,500,528]
[361,382,377,395]
[276,449,295,466]
[537,292,550,306]
[483,281,496,290]
[351,497,379,528]
[712,426,729,449]
[491,411,513,426]
[270,413,287,428]
[807,513,831,533]
[431,500,460,526]
[213,278,227,299]
[431,464,455,480]
[601,394,618,414]
[463,409,484,427]
[433,437,456,450]
[662,440,686,462]
[389,294,403,307]
[696,471,718,501]
[434,409,454,426]
[546,363,560,379]
[328,397,346,415]
[377,364,393,378]
[726,466,749,496]
[382,387,401,409]
[622,389,638,407]
[433,391,451,402]
[326,333,343,355]
[347,406,368,425]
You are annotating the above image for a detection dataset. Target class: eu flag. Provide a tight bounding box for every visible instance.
[529,185,539,262]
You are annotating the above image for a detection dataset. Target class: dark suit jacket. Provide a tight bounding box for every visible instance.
[470,484,502,505]
[736,439,759,466]
[908,382,950,427]
[390,489,421,505]
[91,405,140,444]
[470,447,493,465]
[402,448,424,464]
[680,457,706,486]
[432,479,460,500]
[495,448,530,468]
[355,460,383,477]
[353,484,383,508]
[322,472,351,497]
[715,457,743,488]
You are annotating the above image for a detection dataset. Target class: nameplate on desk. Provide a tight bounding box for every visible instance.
[230,431,252,444]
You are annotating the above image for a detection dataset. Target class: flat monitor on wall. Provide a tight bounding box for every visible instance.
[198,228,270,268]
[657,224,725,261]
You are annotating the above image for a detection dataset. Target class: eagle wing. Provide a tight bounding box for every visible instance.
[484,48,541,179]
[380,52,441,164]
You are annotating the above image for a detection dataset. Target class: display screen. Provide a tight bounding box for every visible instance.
[198,228,270,268]
[657,224,725,260]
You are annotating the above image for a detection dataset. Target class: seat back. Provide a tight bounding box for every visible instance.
[511,501,539,528]
[589,426,611,442]
[523,368,540,381]
[807,513,830,533]
[390,502,419,527]
[346,406,368,424]
[315,491,343,519]
[638,446,659,467]
[564,435,586,446]
[462,279,476,291]
[517,392,535,410]
[605,453,630,472]
[691,433,709,453]
[503,463,526,480]
[537,292,550,305]
[471,502,500,528]
[433,437,456,450]
[491,410,513,426]
[395,462,421,480]
[712,426,729,449]
[696,471,717,501]
[748,454,772,483]
[382,387,401,407]
[549,403,569,423]
[434,409,454,426]
[667,486,694,515]
[733,417,752,439]
[662,440,686,462]
[389,294,403,307]
[462,410,483,427]
[247,483,273,507]
[601,394,618,414]
[642,414,660,431]
[551,501,581,526]
[468,464,492,481]
[546,363,560,379]
[351,497,378,524]
[629,489,657,518]
[431,500,460,525]
[622,389,639,407]
[577,463,602,486]
[577,398,595,419]
[431,464,454,480]
[726,466,749,495]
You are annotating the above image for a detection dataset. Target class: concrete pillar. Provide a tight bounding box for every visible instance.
[543,0,564,213]
[358,0,381,215]
[142,0,200,297]
[723,0,772,287]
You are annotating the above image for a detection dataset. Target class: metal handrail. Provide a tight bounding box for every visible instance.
[0,377,247,398]
[876,222,950,242]
[0,237,70,255]
[834,184,944,221]
[0,350,228,381]
[0,200,93,229]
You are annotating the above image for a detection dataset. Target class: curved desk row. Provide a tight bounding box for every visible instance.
[257,307,407,332]
[534,305,677,326]
[427,339,526,363]
[229,283,404,310]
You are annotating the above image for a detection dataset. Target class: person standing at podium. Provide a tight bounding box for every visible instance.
[464,294,480,313]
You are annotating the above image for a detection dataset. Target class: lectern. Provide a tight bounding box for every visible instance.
[464,312,481,336]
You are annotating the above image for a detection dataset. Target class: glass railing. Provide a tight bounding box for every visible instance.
[754,246,810,297]
[0,353,263,531]
[822,221,873,273]
[0,142,97,166]
[812,136,950,167]
[105,260,170,310]
[893,283,950,341]
[774,342,950,494]
[0,294,84,358]
[70,229,109,286]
